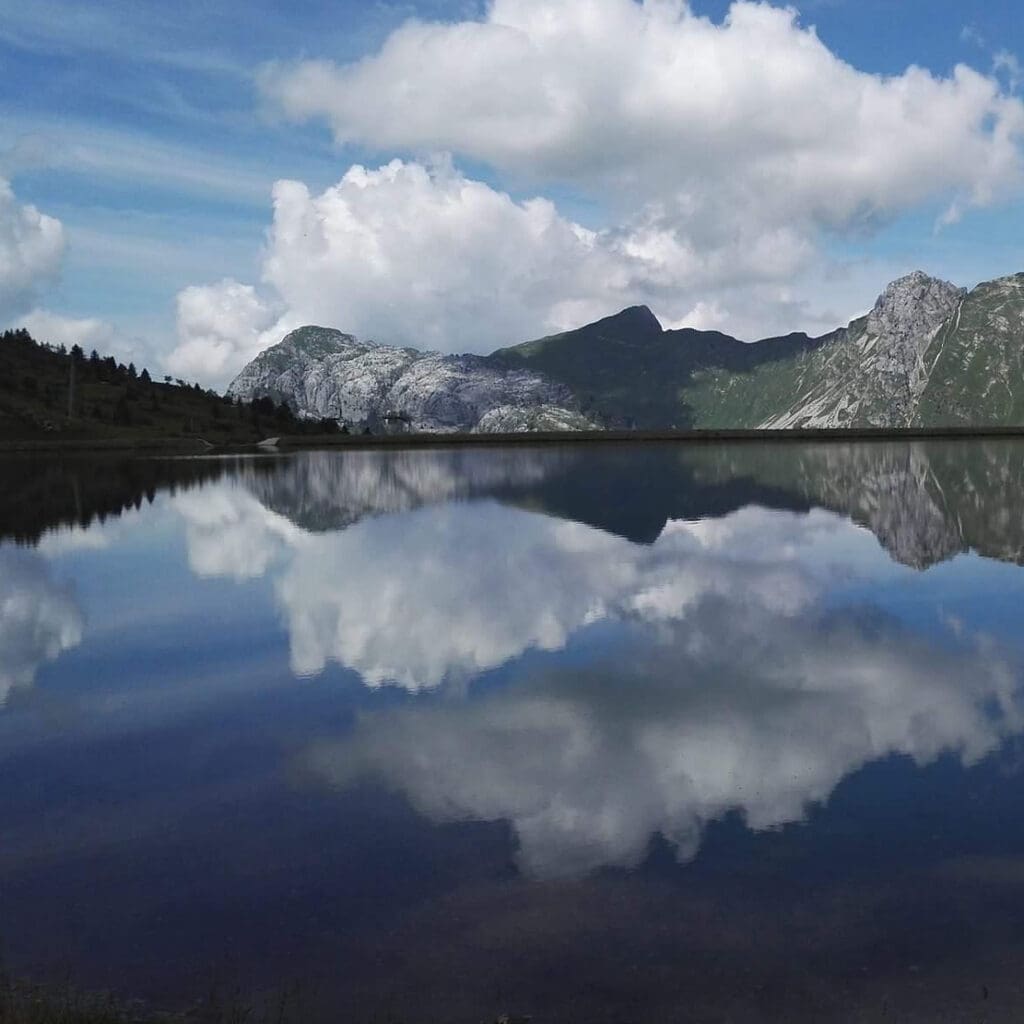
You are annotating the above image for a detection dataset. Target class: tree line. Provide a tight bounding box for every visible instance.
[0,328,345,442]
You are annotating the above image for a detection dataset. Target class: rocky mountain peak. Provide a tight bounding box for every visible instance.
[596,304,663,338]
[866,271,965,342]
[277,325,368,356]
[228,322,590,433]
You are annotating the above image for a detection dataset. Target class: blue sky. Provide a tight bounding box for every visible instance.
[1,0,1023,385]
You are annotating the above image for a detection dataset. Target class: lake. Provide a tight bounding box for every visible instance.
[3,440,1024,1022]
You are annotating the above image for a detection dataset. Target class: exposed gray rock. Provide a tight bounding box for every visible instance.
[227,326,582,433]
[474,405,598,433]
[759,272,967,428]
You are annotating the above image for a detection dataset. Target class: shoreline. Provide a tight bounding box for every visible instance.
[268,424,1024,448]
[3,424,1024,455]
[0,436,216,455]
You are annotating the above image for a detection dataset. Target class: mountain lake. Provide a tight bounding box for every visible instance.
[3,439,1024,1022]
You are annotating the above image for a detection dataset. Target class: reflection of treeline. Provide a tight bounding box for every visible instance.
[0,455,276,546]
[0,329,343,443]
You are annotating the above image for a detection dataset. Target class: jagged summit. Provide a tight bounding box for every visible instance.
[866,271,965,342]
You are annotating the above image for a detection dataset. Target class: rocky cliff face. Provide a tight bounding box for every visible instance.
[685,273,972,429]
[227,326,592,433]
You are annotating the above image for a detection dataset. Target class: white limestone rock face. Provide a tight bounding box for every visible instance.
[227,326,581,433]
[474,405,598,433]
[759,272,967,429]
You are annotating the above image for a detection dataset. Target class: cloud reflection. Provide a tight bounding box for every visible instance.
[309,601,1020,879]
[177,474,882,687]
[0,548,84,704]
[169,458,1024,879]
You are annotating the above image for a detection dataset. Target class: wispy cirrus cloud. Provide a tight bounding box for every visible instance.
[0,119,278,208]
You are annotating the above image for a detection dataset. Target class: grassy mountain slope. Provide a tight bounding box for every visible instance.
[679,272,983,428]
[917,274,1024,425]
[683,321,862,429]
[486,306,830,428]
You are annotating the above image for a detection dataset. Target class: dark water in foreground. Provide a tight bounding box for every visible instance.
[4,440,1024,1022]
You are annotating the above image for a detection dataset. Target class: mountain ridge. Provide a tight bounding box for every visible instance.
[228,268,1024,432]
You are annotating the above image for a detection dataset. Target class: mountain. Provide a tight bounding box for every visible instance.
[227,270,1024,432]
[227,326,595,433]
[684,272,1024,428]
[915,274,1024,424]
[486,305,834,428]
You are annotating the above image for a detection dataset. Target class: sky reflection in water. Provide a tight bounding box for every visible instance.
[3,442,1024,1021]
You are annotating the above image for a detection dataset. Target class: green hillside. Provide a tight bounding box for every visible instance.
[917,274,1024,425]
[486,306,831,428]
[682,322,862,429]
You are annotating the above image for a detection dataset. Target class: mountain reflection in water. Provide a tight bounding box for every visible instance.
[2,441,1024,1022]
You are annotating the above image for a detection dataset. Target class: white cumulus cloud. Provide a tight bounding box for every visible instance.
[173,0,1024,386]
[0,177,64,323]
[167,158,824,386]
[18,308,158,370]
[263,0,1024,219]
[167,158,700,385]
[165,279,284,383]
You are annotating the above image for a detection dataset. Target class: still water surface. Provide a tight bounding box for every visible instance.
[3,441,1024,1021]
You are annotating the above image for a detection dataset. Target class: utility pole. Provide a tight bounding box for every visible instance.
[67,353,76,421]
